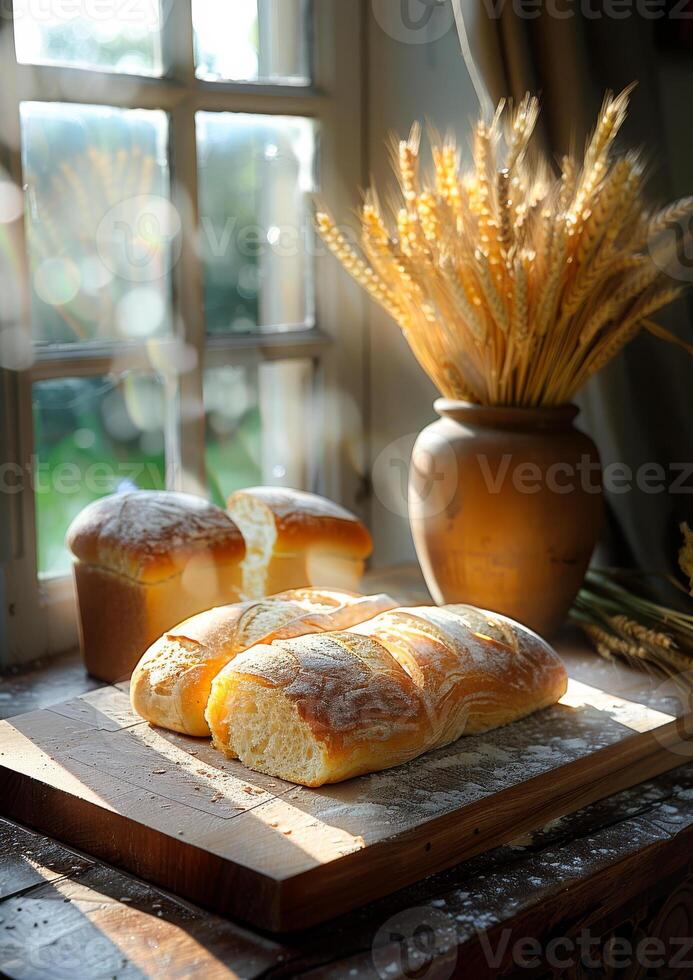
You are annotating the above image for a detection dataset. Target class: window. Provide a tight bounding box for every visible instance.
[0,0,366,663]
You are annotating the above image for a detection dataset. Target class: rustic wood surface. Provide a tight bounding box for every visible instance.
[1,567,693,975]
[2,625,692,932]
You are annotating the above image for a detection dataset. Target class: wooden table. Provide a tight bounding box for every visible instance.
[1,568,693,978]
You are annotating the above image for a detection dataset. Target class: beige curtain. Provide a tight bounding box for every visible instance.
[453,0,693,587]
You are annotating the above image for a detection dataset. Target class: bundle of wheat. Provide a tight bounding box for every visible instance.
[571,525,693,683]
[571,568,692,675]
[317,88,693,406]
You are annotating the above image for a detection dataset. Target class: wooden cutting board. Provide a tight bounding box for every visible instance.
[0,645,691,932]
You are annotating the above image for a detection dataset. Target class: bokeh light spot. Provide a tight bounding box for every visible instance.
[73,428,96,450]
[34,257,81,306]
[116,286,166,339]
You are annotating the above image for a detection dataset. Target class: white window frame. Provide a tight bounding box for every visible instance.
[0,0,368,665]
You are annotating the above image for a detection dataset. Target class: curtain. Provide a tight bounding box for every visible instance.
[452,0,693,591]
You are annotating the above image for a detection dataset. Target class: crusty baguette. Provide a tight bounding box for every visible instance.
[226,487,372,599]
[130,589,396,736]
[205,604,568,786]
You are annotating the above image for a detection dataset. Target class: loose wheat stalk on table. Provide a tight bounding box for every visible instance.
[316,88,693,406]
[570,525,693,687]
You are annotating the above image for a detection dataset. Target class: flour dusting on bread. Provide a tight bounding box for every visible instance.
[131,589,397,737]
[206,605,568,786]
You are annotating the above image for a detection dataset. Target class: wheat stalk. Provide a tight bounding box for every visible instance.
[316,88,693,405]
[610,614,676,649]
[572,551,693,687]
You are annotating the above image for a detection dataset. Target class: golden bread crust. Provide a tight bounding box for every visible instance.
[227,487,372,560]
[131,589,397,736]
[66,491,245,584]
[207,604,568,786]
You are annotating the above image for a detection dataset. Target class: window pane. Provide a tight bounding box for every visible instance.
[14,0,163,75]
[193,0,310,84]
[196,112,316,335]
[21,102,175,346]
[33,373,166,577]
[205,359,313,506]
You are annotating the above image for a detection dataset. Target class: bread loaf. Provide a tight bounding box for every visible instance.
[67,491,244,682]
[226,487,372,599]
[130,589,397,736]
[206,604,568,786]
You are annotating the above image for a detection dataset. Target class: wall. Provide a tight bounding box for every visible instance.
[657,57,693,200]
[365,3,478,566]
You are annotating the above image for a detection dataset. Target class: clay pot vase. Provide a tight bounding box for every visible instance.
[409,400,603,638]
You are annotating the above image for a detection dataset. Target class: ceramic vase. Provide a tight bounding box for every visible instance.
[409,400,603,637]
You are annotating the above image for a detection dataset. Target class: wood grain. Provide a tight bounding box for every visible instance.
[0,822,285,980]
[1,646,691,932]
[4,767,693,978]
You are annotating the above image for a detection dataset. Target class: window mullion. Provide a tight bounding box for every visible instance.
[169,109,207,495]
[203,328,330,364]
[160,0,195,83]
[30,343,167,382]
[16,62,325,116]
[160,0,206,494]
[15,64,187,111]
[307,0,367,512]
